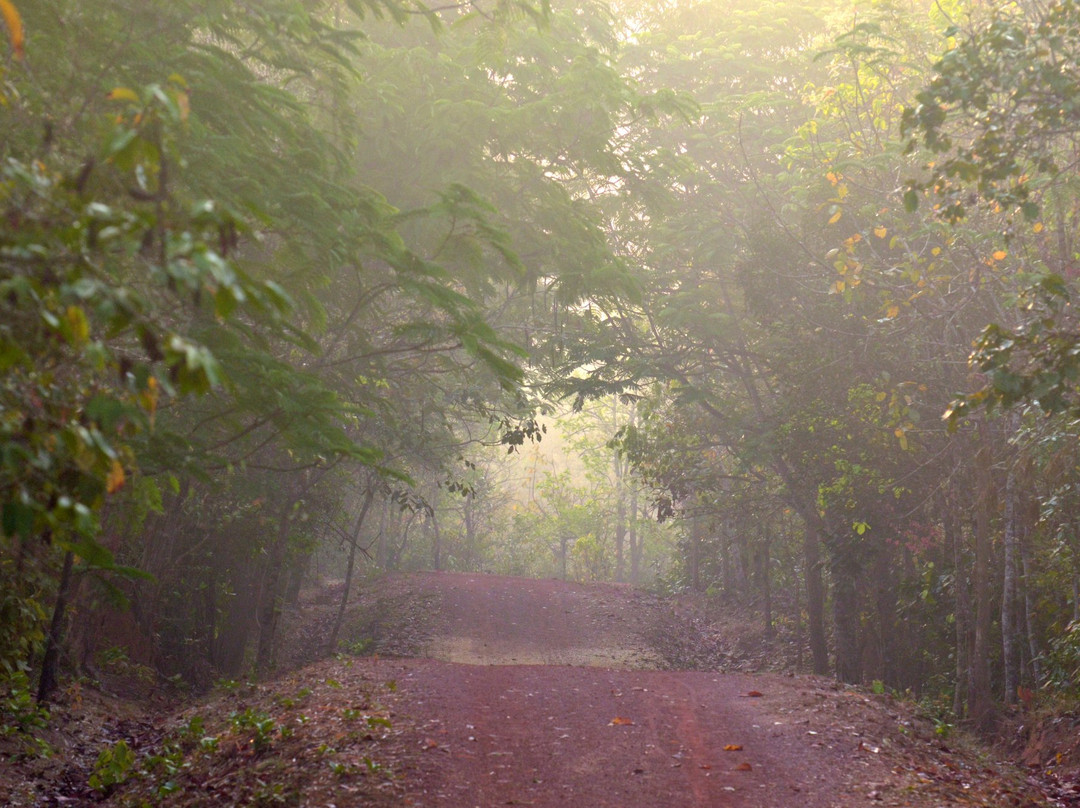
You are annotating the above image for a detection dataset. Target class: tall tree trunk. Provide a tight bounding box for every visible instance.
[945,499,970,717]
[37,548,74,703]
[720,519,733,596]
[1019,474,1041,684]
[430,509,442,571]
[629,485,641,585]
[760,528,773,638]
[688,513,702,592]
[256,508,294,675]
[831,547,861,684]
[613,399,626,583]
[327,488,376,653]
[464,492,477,571]
[970,429,995,730]
[376,496,390,569]
[804,517,829,675]
[1002,457,1020,705]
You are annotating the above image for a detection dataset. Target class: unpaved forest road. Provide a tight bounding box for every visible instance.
[381,572,901,807]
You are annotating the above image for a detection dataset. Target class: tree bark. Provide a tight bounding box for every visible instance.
[255,508,294,675]
[760,528,773,638]
[970,428,995,730]
[944,497,970,717]
[37,549,75,704]
[1002,457,1020,705]
[430,508,442,572]
[803,516,829,675]
[832,548,861,684]
[688,513,702,592]
[327,487,376,653]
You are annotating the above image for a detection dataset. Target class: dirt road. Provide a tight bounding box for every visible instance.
[384,573,902,807]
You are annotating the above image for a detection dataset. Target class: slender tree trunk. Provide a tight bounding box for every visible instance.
[629,485,640,585]
[761,528,773,638]
[804,518,829,675]
[37,549,75,703]
[256,508,294,675]
[794,559,804,671]
[376,497,390,569]
[945,500,970,717]
[614,494,626,583]
[1002,458,1020,705]
[970,430,995,730]
[464,493,477,571]
[1020,486,1041,683]
[327,488,376,653]
[832,548,861,684]
[720,519,733,597]
[430,509,442,572]
[688,514,702,592]
[613,398,626,583]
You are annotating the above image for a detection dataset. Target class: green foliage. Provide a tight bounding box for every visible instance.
[89,739,136,795]
[1044,620,1080,696]
[902,1,1080,223]
[229,708,281,753]
[0,670,49,738]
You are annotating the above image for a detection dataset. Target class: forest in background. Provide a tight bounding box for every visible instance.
[3,0,1080,736]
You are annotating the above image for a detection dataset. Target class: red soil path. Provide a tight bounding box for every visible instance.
[382,572,892,807]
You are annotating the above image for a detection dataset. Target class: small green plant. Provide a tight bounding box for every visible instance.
[0,670,50,738]
[89,739,136,795]
[871,680,886,695]
[180,714,205,741]
[229,708,279,752]
[340,637,374,656]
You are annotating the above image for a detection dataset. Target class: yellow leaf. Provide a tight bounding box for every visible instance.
[886,305,900,318]
[609,716,634,726]
[65,305,89,346]
[138,376,159,418]
[825,171,838,185]
[874,226,887,239]
[723,744,744,751]
[108,87,140,103]
[831,280,845,294]
[931,247,941,256]
[1033,222,1044,233]
[992,250,1008,261]
[176,90,190,122]
[0,0,24,60]
[828,210,842,225]
[106,460,126,494]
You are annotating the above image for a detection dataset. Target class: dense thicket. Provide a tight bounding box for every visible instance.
[3,0,1080,733]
